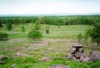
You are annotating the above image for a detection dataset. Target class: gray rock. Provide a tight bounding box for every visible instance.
[49,64,70,68]
[80,54,91,62]
[67,53,73,59]
[90,51,100,61]
[15,52,30,57]
[11,64,17,68]
[79,48,84,53]
[0,55,8,64]
[75,52,83,58]
[70,48,76,54]
[0,55,8,61]
[41,57,52,61]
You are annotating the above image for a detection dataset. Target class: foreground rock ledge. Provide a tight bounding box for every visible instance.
[68,44,100,62]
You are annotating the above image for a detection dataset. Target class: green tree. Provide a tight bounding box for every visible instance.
[28,21,42,39]
[21,25,25,32]
[89,23,100,46]
[0,32,9,40]
[0,22,3,27]
[45,26,50,34]
[6,22,12,30]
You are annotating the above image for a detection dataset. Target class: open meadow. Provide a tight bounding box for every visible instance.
[0,24,100,68]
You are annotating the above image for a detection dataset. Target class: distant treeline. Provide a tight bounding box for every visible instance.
[0,15,100,25]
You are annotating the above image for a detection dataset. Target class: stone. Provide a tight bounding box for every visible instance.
[70,48,76,54]
[80,54,91,62]
[75,52,83,59]
[90,51,100,61]
[0,55,8,64]
[79,48,84,53]
[15,52,30,57]
[41,57,52,61]
[11,64,17,68]
[0,55,8,61]
[49,64,70,68]
[67,53,73,59]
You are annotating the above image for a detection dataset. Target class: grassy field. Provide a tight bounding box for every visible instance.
[0,24,93,39]
[0,24,100,68]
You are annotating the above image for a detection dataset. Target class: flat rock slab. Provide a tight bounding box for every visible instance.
[49,64,70,68]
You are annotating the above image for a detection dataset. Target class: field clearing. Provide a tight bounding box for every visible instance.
[0,24,99,68]
[0,24,93,39]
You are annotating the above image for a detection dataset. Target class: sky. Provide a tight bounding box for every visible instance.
[0,0,100,15]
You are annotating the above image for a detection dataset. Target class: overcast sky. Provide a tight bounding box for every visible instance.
[0,0,100,15]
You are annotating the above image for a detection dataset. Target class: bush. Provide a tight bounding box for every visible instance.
[77,33,83,43]
[0,22,3,27]
[0,32,9,40]
[6,22,12,30]
[28,22,42,39]
[21,25,25,32]
[28,29,42,39]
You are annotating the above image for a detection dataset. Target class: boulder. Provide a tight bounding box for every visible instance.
[15,52,30,57]
[0,55,8,64]
[79,48,84,53]
[67,53,73,59]
[90,51,100,61]
[11,64,17,68]
[41,57,52,61]
[0,55,8,61]
[70,48,76,54]
[49,64,70,68]
[80,54,91,62]
[75,52,83,59]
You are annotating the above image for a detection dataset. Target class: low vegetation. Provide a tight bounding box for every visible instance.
[0,32,9,40]
[0,16,100,68]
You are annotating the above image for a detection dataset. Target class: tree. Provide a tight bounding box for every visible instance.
[89,23,100,46]
[21,25,25,32]
[0,22,3,27]
[0,32,9,40]
[46,26,50,34]
[28,21,42,39]
[6,22,12,30]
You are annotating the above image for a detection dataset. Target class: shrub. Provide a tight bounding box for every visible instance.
[28,22,42,39]
[21,25,25,32]
[45,26,50,34]
[6,22,12,30]
[89,23,100,46]
[0,32,9,40]
[77,33,83,43]
[28,29,42,39]
[0,22,3,27]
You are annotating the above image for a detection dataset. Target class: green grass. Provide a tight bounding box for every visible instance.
[0,24,99,68]
[0,57,100,68]
[0,24,93,39]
